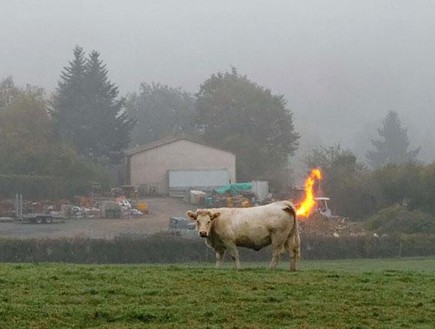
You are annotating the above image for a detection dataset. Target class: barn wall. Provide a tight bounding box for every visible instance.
[129,140,236,195]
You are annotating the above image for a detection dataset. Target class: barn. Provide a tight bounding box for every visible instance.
[126,137,236,196]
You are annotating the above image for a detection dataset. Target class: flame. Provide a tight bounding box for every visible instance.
[296,168,323,218]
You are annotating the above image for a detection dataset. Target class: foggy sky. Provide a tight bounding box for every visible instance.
[2,0,435,163]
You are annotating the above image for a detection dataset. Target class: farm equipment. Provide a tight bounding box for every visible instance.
[288,186,339,219]
[14,194,58,224]
[314,197,334,218]
[168,216,197,238]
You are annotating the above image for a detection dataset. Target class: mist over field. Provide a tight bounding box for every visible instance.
[2,0,435,167]
[1,5,435,326]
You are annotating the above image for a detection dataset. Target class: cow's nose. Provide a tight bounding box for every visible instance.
[199,231,208,238]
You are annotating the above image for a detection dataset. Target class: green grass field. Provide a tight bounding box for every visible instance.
[0,258,434,328]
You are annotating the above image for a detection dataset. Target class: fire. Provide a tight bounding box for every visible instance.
[296,168,323,218]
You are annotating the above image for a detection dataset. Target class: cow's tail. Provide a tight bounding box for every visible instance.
[282,201,301,259]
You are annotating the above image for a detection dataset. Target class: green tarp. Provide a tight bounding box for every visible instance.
[213,183,252,195]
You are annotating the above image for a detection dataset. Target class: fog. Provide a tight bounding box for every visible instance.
[2,0,435,163]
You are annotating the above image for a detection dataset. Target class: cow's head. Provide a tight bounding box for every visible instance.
[186,210,220,238]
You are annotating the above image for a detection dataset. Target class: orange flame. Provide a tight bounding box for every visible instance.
[296,168,323,218]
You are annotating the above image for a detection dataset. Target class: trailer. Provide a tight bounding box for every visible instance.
[14,194,58,224]
[20,213,55,224]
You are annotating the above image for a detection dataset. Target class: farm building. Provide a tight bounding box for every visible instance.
[126,137,236,196]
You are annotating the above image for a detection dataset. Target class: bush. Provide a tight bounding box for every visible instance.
[364,205,435,235]
[0,174,98,200]
[0,233,434,264]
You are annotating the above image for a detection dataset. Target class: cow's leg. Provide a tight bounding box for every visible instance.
[269,245,284,269]
[215,250,226,268]
[269,247,283,269]
[292,241,301,271]
[286,243,298,272]
[226,244,241,270]
[286,231,301,272]
[289,248,299,271]
[269,233,287,269]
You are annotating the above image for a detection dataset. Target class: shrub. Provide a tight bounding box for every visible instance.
[0,174,105,200]
[0,233,434,264]
[364,205,435,235]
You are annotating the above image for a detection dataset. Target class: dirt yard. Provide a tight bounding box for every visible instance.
[0,197,197,239]
[0,197,365,239]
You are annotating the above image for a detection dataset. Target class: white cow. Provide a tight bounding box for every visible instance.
[186,200,300,271]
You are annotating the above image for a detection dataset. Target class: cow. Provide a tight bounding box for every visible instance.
[186,200,300,271]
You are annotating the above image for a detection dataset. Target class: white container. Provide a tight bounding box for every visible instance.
[252,181,269,201]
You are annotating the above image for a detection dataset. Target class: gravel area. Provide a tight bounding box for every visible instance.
[0,197,196,239]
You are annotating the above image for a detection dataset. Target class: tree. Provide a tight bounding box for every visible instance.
[54,46,135,164]
[305,145,368,219]
[0,78,111,198]
[54,46,87,145]
[0,79,103,177]
[82,50,136,162]
[369,164,424,211]
[366,111,420,168]
[0,83,54,175]
[0,76,20,110]
[125,83,195,146]
[194,68,299,185]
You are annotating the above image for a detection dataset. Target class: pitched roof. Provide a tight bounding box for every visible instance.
[126,137,234,157]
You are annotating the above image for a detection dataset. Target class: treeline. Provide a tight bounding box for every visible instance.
[0,234,433,263]
[305,143,435,223]
[2,46,435,230]
[0,174,88,200]
[0,49,300,198]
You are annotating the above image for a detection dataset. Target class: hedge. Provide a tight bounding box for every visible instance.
[0,233,434,264]
[0,174,89,199]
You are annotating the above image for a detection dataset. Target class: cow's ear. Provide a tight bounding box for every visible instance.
[210,212,221,220]
[186,211,197,220]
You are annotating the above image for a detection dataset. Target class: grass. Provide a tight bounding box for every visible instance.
[0,258,434,328]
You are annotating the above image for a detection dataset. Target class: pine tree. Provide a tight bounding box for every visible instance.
[366,111,420,168]
[83,50,135,162]
[54,47,135,164]
[55,46,88,150]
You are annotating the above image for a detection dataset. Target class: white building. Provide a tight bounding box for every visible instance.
[127,137,236,196]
